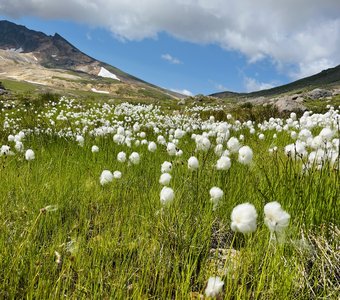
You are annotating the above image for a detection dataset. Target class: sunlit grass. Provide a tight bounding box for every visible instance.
[0,97,339,299]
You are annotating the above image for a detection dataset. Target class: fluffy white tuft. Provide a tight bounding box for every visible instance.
[159,173,172,186]
[160,186,175,205]
[188,156,199,170]
[25,149,35,161]
[231,203,258,234]
[264,201,290,233]
[205,276,224,297]
[161,161,172,173]
[100,170,113,185]
[129,152,140,164]
[238,146,253,165]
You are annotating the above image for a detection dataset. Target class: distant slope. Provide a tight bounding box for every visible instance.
[0,20,184,99]
[211,64,340,99]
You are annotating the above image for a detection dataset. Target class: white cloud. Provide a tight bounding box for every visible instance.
[1,0,340,78]
[244,77,277,93]
[161,53,182,64]
[171,88,193,96]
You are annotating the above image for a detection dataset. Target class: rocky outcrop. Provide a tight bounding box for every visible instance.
[307,88,332,100]
[274,94,306,112]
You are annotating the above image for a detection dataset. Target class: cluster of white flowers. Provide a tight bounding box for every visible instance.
[230,201,290,237]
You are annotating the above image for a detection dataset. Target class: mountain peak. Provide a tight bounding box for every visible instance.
[0,20,184,99]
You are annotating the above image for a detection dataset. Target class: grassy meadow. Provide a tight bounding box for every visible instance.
[0,96,339,299]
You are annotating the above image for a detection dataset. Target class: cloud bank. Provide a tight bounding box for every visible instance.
[1,0,340,79]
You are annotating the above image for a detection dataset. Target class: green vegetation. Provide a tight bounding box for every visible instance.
[1,78,38,93]
[0,96,338,299]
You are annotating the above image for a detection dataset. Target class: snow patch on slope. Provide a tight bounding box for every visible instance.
[91,88,110,94]
[98,67,120,81]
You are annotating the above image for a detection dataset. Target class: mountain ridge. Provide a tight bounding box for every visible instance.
[0,20,184,100]
[211,65,340,99]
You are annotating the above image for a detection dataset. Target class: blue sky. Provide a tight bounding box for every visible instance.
[1,1,339,96]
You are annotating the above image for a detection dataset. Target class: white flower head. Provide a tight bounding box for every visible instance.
[209,187,223,210]
[148,141,157,152]
[238,146,253,165]
[15,141,24,152]
[231,203,257,234]
[113,171,122,179]
[176,149,183,156]
[205,276,224,297]
[25,149,35,161]
[167,142,177,156]
[76,135,84,146]
[160,186,175,205]
[161,161,172,173]
[216,156,231,171]
[188,156,199,171]
[159,173,172,186]
[8,134,15,142]
[227,137,241,153]
[100,170,113,186]
[0,145,11,156]
[214,144,224,157]
[319,128,334,141]
[117,151,127,163]
[264,201,290,234]
[91,145,99,153]
[129,152,140,165]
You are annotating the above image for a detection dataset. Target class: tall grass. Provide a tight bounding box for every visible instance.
[0,97,338,299]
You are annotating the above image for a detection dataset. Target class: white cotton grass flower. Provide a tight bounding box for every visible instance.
[100,170,114,186]
[188,156,199,171]
[176,149,183,156]
[231,203,258,234]
[298,129,312,142]
[167,142,177,156]
[129,152,140,165]
[76,135,84,146]
[238,146,253,165]
[216,156,231,171]
[159,173,172,186]
[264,201,290,239]
[214,144,224,156]
[117,151,127,163]
[160,186,175,205]
[258,133,265,140]
[161,161,172,173]
[91,145,99,153]
[15,141,24,152]
[113,171,122,179]
[0,145,11,156]
[196,136,211,152]
[209,187,224,210]
[8,134,15,142]
[205,276,224,297]
[227,137,241,153]
[319,127,334,141]
[148,141,157,152]
[25,149,35,161]
[284,141,307,159]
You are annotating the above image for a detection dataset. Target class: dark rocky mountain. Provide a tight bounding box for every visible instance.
[0,20,184,99]
[0,20,94,67]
